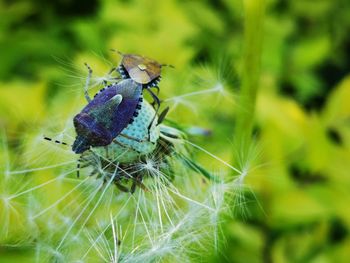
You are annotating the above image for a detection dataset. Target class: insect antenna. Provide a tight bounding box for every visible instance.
[43,136,70,146]
[161,63,175,69]
[77,157,81,178]
[44,136,82,177]
[110,49,124,57]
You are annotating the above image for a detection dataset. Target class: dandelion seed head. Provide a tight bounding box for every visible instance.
[2,53,255,262]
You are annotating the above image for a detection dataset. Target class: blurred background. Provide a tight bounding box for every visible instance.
[1,0,350,262]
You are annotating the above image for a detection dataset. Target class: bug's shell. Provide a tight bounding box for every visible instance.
[72,79,142,154]
[120,54,162,85]
[93,99,160,164]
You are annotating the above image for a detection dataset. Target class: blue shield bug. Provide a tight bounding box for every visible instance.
[73,78,143,154]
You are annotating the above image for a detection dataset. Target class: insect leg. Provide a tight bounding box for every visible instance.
[149,86,160,107]
[157,106,170,126]
[137,181,149,192]
[129,180,148,193]
[104,67,122,85]
[119,133,146,143]
[115,182,130,192]
[147,117,157,140]
[84,63,93,102]
[76,157,81,178]
[113,139,130,148]
[145,87,161,112]
[145,87,162,139]
[89,169,98,177]
[150,86,160,96]
[130,174,148,193]
[107,67,116,75]
[112,139,142,154]
[104,146,109,159]
[130,180,137,193]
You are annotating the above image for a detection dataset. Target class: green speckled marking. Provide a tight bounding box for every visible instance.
[94,100,159,163]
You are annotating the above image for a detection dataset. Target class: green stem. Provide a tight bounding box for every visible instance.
[234,0,265,161]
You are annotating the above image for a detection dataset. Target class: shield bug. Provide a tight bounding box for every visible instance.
[115,52,173,113]
[72,78,143,154]
[46,60,172,191]
[92,98,161,164]
[118,53,163,87]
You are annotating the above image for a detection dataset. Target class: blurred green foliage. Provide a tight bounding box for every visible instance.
[1,0,350,262]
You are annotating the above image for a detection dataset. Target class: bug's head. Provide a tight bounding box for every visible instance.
[72,113,112,154]
[117,53,171,87]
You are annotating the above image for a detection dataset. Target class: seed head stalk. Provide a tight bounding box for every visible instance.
[234,0,265,164]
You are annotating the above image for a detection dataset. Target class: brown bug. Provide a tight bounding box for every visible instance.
[113,51,173,110]
[119,53,164,87]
